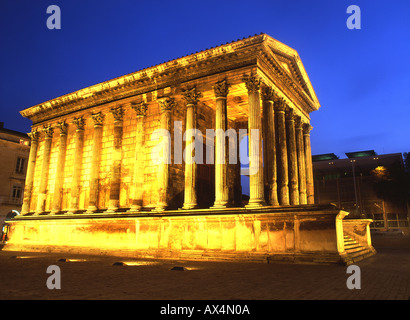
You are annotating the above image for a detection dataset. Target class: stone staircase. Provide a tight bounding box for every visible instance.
[343,235,376,264]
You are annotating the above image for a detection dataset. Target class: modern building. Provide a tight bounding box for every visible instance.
[313,150,410,234]
[0,122,30,224]
[2,34,375,264]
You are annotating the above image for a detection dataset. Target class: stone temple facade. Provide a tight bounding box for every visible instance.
[3,34,376,264]
[19,33,317,214]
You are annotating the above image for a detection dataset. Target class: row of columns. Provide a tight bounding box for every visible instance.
[243,74,315,207]
[21,75,314,215]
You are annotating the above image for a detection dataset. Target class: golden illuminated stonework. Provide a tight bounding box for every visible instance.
[3,33,375,265]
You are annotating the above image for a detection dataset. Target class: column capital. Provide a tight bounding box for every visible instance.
[214,79,229,98]
[131,102,148,117]
[285,107,295,121]
[183,87,202,106]
[91,112,105,127]
[159,97,176,113]
[294,116,303,129]
[274,98,286,112]
[56,121,68,135]
[73,117,85,131]
[111,106,124,122]
[303,123,313,134]
[42,124,54,139]
[261,86,275,102]
[28,129,40,142]
[242,73,261,93]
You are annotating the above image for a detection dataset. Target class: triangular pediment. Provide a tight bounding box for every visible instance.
[261,35,320,111]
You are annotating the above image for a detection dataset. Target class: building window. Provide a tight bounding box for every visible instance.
[19,139,29,146]
[11,185,22,203]
[15,157,25,174]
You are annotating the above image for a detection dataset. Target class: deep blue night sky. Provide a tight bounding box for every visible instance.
[1,0,409,160]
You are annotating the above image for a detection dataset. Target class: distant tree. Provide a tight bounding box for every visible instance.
[371,152,410,203]
[403,152,410,173]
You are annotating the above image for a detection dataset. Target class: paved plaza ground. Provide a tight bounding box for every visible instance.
[0,236,409,302]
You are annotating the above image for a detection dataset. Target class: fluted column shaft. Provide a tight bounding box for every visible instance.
[68,117,85,214]
[243,74,265,207]
[129,103,147,212]
[274,98,289,205]
[35,125,54,214]
[286,108,299,205]
[304,124,315,204]
[50,121,68,214]
[156,98,175,211]
[295,117,307,204]
[213,80,229,208]
[107,107,124,212]
[182,88,202,210]
[262,87,279,206]
[21,130,40,215]
[86,113,104,213]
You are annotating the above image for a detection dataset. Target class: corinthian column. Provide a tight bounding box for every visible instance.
[274,98,289,205]
[67,117,85,214]
[182,87,202,210]
[86,112,105,213]
[50,121,68,214]
[295,117,307,204]
[243,74,265,208]
[156,97,175,211]
[107,106,124,212]
[35,125,54,215]
[303,123,315,204]
[212,80,229,208]
[285,108,299,205]
[261,86,279,206]
[128,102,148,212]
[21,129,40,215]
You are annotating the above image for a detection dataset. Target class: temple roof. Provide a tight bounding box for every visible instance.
[20,33,320,125]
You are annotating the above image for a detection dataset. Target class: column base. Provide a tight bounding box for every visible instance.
[85,206,99,214]
[182,203,199,210]
[49,209,62,215]
[245,199,266,208]
[127,206,142,213]
[211,200,229,209]
[33,211,49,216]
[153,203,167,212]
[105,207,120,213]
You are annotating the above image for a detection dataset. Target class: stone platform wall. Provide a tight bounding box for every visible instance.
[3,205,351,264]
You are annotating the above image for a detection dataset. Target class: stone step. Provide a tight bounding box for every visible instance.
[342,234,377,264]
[345,246,368,255]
